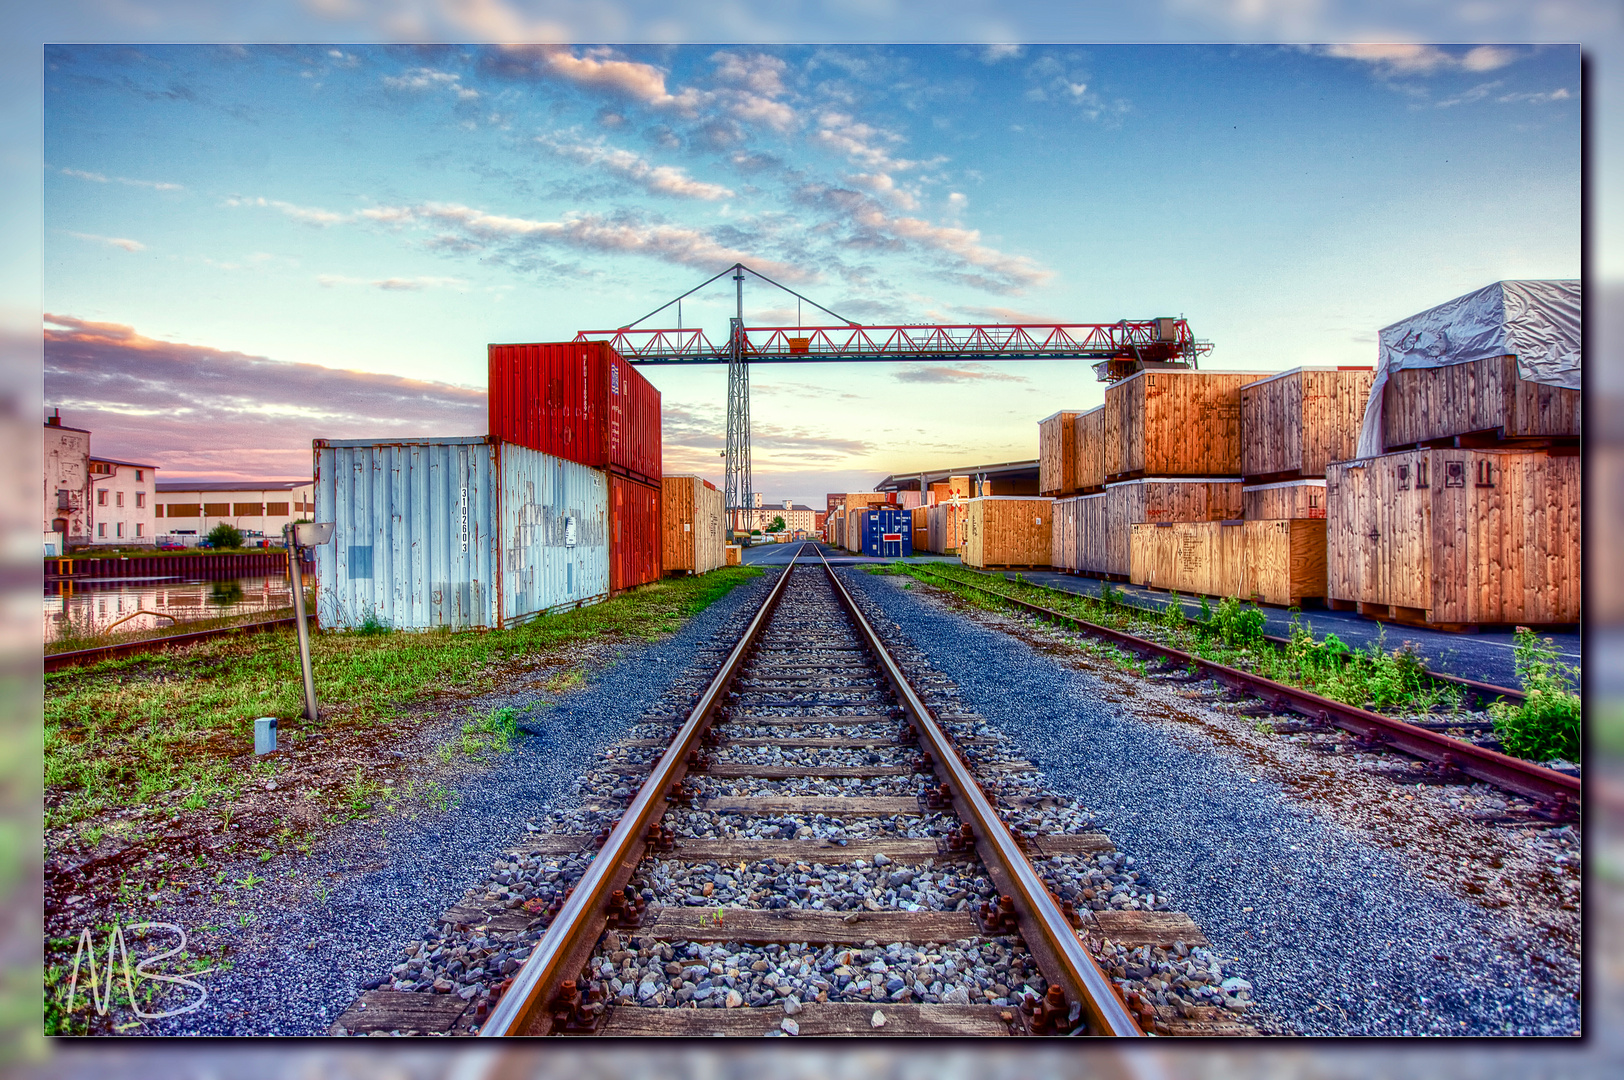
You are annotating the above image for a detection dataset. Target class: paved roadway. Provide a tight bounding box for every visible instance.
[740,541,1580,691]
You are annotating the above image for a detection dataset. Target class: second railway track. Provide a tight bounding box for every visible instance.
[339,544,1262,1037]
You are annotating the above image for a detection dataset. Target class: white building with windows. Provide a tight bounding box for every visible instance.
[88,457,158,546]
[154,479,315,545]
[734,497,817,536]
[43,411,90,555]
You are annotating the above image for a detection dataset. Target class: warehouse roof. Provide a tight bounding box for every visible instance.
[156,479,310,493]
[873,459,1039,492]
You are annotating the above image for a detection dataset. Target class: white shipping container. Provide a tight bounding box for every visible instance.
[314,437,608,630]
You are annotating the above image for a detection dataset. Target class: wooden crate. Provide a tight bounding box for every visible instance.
[1074,406,1106,492]
[1104,370,1265,481]
[910,506,929,551]
[1242,479,1326,521]
[1383,355,1581,450]
[1130,519,1327,607]
[926,501,965,554]
[1039,410,1082,496]
[1240,366,1373,481]
[661,475,725,574]
[1326,448,1580,626]
[725,544,742,566]
[1078,479,1243,579]
[960,497,1053,568]
[1051,494,1089,570]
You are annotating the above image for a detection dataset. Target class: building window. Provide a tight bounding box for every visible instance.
[266,502,289,516]
[167,504,200,517]
[116,522,124,538]
[97,489,108,506]
[136,492,145,508]
[136,524,143,538]
[204,502,230,516]
[116,491,124,507]
[136,470,143,481]
[234,502,264,516]
[98,523,106,537]
[153,504,164,517]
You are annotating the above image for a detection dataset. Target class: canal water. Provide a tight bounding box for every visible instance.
[44,572,296,644]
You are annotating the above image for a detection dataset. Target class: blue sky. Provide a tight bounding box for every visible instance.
[44,42,1579,499]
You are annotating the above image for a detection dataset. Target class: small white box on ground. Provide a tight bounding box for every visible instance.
[254,716,278,755]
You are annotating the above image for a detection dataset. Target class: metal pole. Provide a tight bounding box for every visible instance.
[724,264,752,543]
[285,527,319,722]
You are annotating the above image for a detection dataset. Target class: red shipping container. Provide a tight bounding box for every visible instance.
[488,340,662,484]
[610,473,662,592]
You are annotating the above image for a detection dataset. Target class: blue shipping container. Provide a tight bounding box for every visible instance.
[860,506,912,558]
[314,437,609,630]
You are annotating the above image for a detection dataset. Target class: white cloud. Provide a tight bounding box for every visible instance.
[60,167,182,190]
[383,66,480,100]
[981,44,1024,63]
[67,231,145,252]
[537,135,734,200]
[488,45,702,112]
[226,195,349,226]
[316,274,469,291]
[1436,81,1502,108]
[1498,87,1573,105]
[847,172,918,211]
[811,111,940,174]
[1319,43,1520,77]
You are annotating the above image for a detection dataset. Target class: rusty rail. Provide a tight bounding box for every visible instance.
[44,614,311,672]
[909,565,1578,814]
[818,550,1143,1036]
[478,544,807,1037]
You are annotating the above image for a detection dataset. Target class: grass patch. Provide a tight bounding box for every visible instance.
[897,562,1496,727]
[44,567,761,829]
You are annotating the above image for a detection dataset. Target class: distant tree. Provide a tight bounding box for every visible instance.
[207,523,243,549]
[768,515,786,533]
[750,529,762,536]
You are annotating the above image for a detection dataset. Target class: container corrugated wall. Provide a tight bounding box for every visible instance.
[610,473,662,592]
[315,438,500,630]
[314,437,611,630]
[498,442,609,624]
[488,342,607,469]
[488,341,663,485]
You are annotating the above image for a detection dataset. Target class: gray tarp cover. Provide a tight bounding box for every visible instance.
[1354,280,1581,458]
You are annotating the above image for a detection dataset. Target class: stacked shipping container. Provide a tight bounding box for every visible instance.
[489,341,663,593]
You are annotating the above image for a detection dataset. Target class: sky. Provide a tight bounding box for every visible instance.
[43,41,1580,502]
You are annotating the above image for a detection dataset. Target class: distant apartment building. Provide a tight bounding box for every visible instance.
[43,411,90,555]
[155,480,315,545]
[88,457,158,546]
[736,497,817,535]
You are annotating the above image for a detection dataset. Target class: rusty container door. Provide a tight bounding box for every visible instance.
[610,472,662,592]
[607,352,663,486]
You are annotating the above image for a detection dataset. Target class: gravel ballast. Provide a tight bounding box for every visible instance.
[838,567,1580,1037]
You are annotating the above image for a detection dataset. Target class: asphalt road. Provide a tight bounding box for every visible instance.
[740,541,1580,691]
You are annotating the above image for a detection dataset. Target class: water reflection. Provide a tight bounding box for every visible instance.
[44,574,295,643]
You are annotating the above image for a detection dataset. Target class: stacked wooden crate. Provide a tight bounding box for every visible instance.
[926,500,966,554]
[661,475,725,575]
[911,505,929,553]
[961,497,1053,569]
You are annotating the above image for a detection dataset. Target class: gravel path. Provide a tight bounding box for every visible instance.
[144,570,779,1035]
[839,567,1580,1036]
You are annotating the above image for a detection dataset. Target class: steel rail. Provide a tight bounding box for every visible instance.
[816,549,1145,1037]
[908,565,1579,813]
[44,613,311,672]
[964,568,1528,708]
[479,544,807,1037]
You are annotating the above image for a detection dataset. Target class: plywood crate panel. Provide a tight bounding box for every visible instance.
[961,497,1053,568]
[661,475,724,574]
[1075,406,1106,492]
[1080,479,1243,579]
[1383,355,1581,449]
[1075,493,1110,576]
[1051,495,1089,571]
[926,502,965,554]
[1039,410,1082,496]
[725,544,741,566]
[1242,479,1326,521]
[1104,370,1266,480]
[1130,519,1327,607]
[1326,448,1580,625]
[911,506,930,550]
[1240,366,1373,480]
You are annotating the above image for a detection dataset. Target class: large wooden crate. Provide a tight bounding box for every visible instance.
[1074,406,1106,492]
[961,497,1053,568]
[1078,479,1243,579]
[1242,479,1326,521]
[1130,519,1327,607]
[661,475,725,574]
[1039,410,1082,496]
[1104,370,1265,481]
[926,501,965,554]
[911,506,929,551]
[1051,495,1088,571]
[1240,366,1373,481]
[1383,355,1581,450]
[1327,448,1580,627]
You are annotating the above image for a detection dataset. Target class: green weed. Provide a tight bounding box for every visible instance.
[1489,628,1581,762]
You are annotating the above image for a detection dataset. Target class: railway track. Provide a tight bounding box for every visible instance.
[904,564,1579,819]
[338,544,1257,1037]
